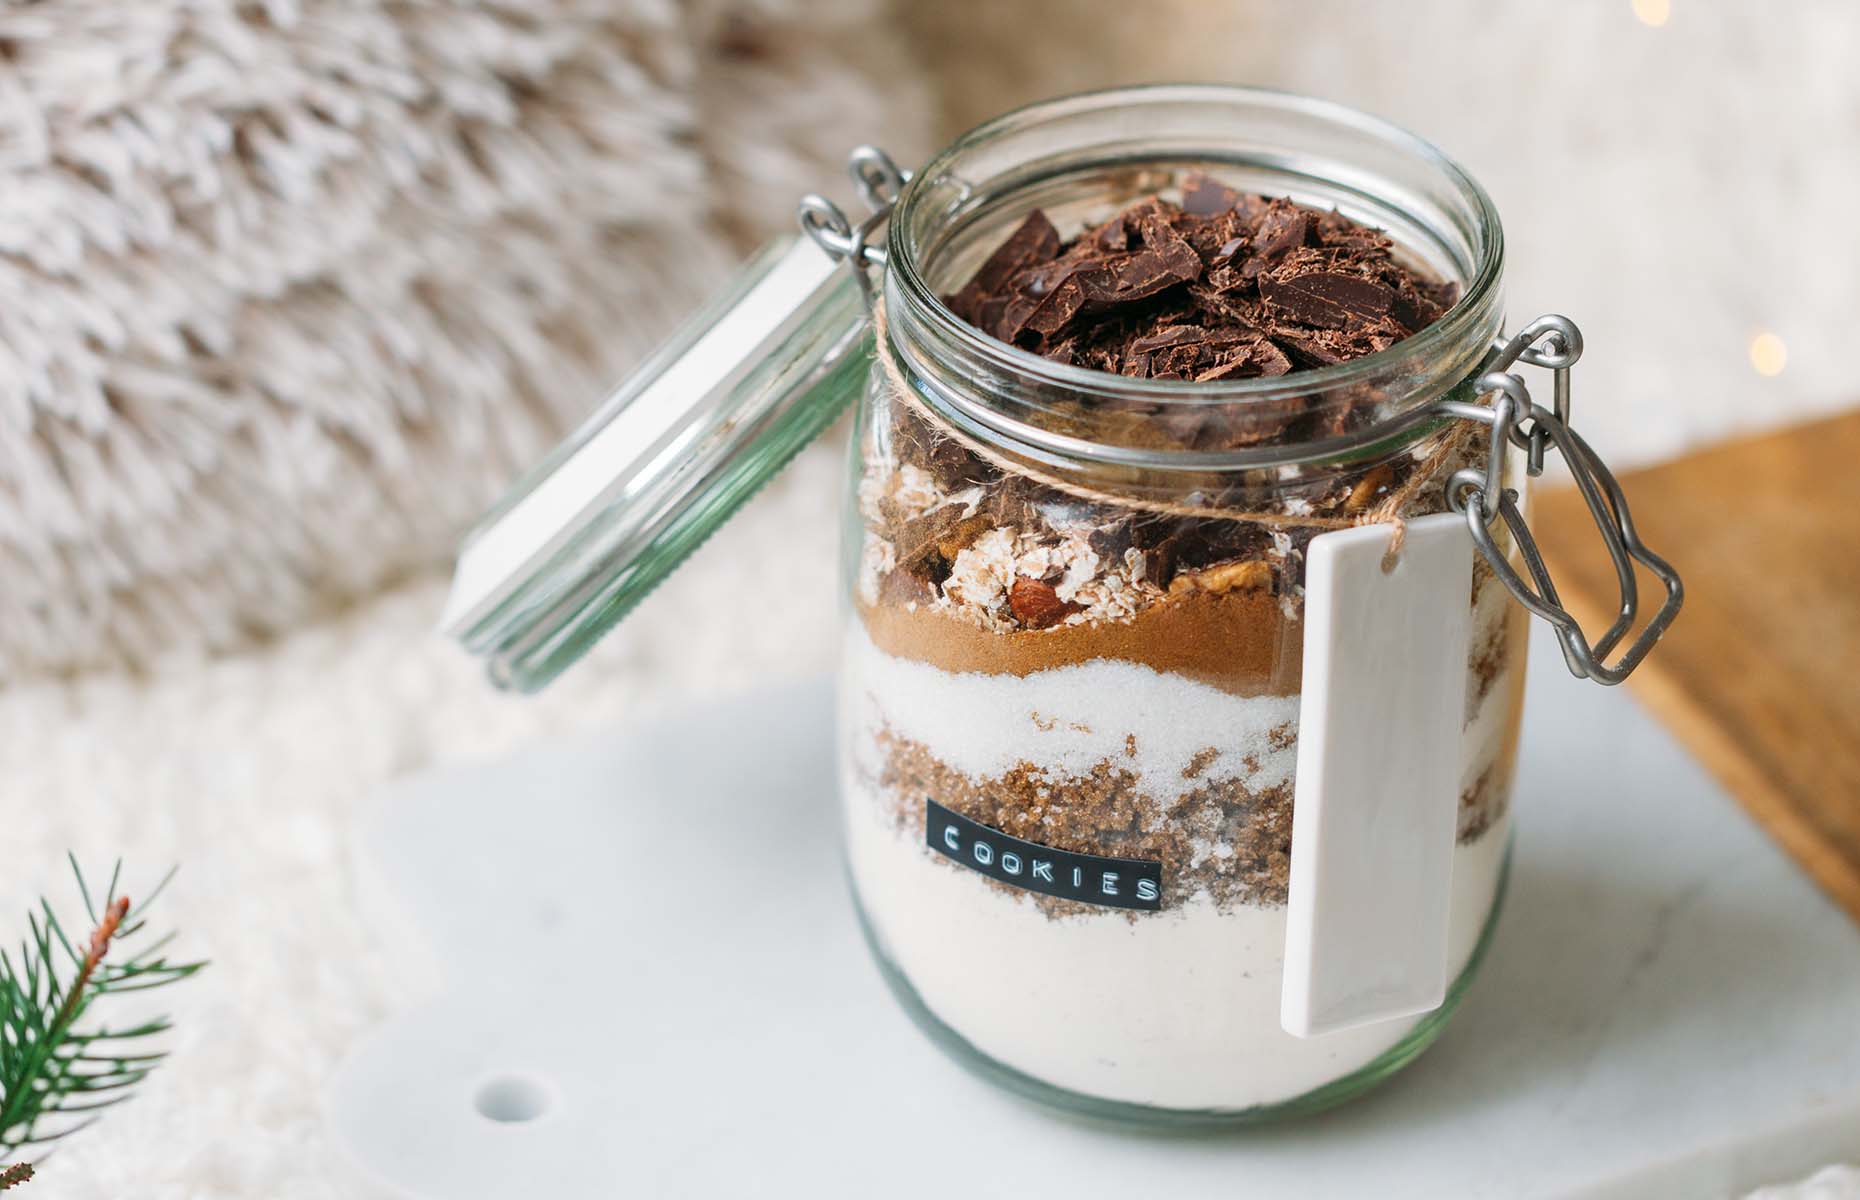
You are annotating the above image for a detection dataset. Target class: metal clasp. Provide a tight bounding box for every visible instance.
[1433,315,1683,686]
[797,146,909,310]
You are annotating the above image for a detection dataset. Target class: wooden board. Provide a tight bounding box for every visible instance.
[1534,410,1860,923]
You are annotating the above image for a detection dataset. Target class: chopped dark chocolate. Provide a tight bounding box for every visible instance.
[1244,200,1315,273]
[1259,270,1394,330]
[890,505,991,584]
[943,173,1458,413]
[1180,173,1240,217]
[946,210,1061,326]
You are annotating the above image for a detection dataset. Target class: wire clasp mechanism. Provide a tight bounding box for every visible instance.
[796,146,910,311]
[1432,316,1683,686]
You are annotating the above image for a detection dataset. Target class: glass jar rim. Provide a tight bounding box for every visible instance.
[885,84,1505,428]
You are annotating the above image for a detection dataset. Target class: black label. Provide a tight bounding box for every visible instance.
[925,800,1163,912]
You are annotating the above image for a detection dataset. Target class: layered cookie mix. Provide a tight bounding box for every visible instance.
[841,177,1524,1112]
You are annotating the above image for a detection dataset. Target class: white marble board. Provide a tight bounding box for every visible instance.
[328,625,1860,1198]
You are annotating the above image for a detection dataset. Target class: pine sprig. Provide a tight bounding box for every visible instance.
[0,856,205,1166]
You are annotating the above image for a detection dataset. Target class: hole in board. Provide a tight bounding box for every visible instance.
[474,1075,551,1123]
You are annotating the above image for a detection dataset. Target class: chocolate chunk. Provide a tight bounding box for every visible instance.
[1194,337,1293,382]
[1249,338,1294,377]
[1149,344,1203,379]
[1128,324,1248,355]
[1259,271,1395,330]
[1087,226,1202,306]
[890,405,997,489]
[977,472,1049,533]
[1272,329,1352,368]
[1191,358,1255,385]
[1092,210,1133,253]
[1086,520,1135,564]
[892,507,990,578]
[1180,207,1248,265]
[1314,208,1393,253]
[1388,277,1456,333]
[1187,285,1268,327]
[1042,337,1079,366]
[945,210,1060,324]
[878,565,935,608]
[1244,201,1315,275]
[1180,172,1240,217]
[1016,273,1091,341]
[1123,515,1273,588]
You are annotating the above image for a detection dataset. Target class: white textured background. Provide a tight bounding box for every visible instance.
[909,0,1860,468]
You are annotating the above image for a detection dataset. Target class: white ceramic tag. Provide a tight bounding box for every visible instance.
[1281,512,1473,1038]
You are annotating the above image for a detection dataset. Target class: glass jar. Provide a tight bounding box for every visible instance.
[443,85,1681,1128]
[839,86,1519,1124]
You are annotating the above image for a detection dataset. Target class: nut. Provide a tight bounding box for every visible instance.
[1344,464,1395,513]
[1168,559,1274,595]
[1008,576,1082,629]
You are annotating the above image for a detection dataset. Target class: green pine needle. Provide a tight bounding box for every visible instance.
[0,856,205,1168]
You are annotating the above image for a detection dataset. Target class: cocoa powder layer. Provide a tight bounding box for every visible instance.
[857,586,1303,697]
[863,725,1513,920]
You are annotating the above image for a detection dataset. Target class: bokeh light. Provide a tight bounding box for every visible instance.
[1748,331,1788,377]
[1632,0,1672,27]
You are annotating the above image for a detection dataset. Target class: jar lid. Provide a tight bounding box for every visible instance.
[441,236,867,691]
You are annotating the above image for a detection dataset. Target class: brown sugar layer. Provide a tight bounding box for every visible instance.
[862,725,1512,921]
[857,585,1302,697]
[869,726,1295,918]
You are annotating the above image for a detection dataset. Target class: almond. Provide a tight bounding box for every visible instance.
[1008,576,1081,629]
